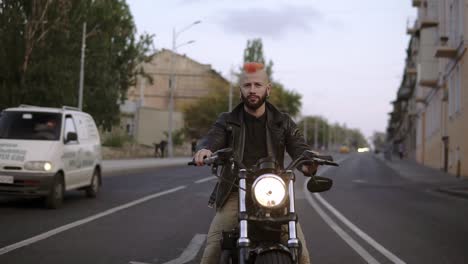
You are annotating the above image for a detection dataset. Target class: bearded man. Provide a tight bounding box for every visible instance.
[194,62,316,264]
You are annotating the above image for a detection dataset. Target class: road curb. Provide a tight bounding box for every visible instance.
[102,158,190,176]
[435,187,468,200]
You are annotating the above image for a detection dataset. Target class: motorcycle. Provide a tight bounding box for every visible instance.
[189,148,338,264]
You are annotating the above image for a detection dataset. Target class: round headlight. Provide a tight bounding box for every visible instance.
[43,162,52,171]
[252,174,287,208]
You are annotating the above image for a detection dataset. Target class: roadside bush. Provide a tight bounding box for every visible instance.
[102,130,132,148]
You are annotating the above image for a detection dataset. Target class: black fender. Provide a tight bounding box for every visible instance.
[252,243,293,257]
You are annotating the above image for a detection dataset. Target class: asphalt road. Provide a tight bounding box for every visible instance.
[1,153,468,264]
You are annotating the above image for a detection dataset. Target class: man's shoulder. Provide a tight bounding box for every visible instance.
[266,102,291,122]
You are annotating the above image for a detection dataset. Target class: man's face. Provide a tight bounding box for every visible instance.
[240,71,271,110]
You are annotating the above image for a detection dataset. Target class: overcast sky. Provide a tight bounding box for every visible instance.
[127,0,416,140]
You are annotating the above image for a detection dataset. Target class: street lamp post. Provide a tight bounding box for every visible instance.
[167,20,201,158]
[78,22,86,110]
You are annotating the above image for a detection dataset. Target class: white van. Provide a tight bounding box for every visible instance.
[0,105,102,208]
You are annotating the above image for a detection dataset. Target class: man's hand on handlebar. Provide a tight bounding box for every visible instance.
[301,163,319,177]
[194,149,212,166]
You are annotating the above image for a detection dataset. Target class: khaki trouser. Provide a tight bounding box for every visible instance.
[201,193,311,264]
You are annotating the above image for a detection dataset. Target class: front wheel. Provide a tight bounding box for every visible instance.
[255,251,293,264]
[44,173,64,209]
[219,250,233,264]
[85,169,101,198]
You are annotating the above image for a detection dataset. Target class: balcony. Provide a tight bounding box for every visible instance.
[419,79,438,88]
[420,19,438,28]
[435,46,457,58]
[415,97,428,105]
[406,66,417,75]
[412,0,422,7]
[407,26,419,36]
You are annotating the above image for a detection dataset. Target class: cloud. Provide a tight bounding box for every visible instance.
[218,5,322,38]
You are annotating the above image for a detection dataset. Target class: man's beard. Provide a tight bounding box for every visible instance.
[241,91,267,110]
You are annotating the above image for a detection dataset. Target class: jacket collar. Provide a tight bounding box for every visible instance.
[226,101,285,127]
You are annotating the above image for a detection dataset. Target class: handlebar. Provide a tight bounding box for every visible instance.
[188,155,219,166]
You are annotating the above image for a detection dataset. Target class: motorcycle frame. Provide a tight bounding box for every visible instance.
[237,168,299,263]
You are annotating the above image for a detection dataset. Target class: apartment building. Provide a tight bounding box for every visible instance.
[389,0,467,177]
[119,49,229,146]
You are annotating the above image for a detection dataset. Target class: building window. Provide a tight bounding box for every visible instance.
[449,0,464,46]
[449,65,462,117]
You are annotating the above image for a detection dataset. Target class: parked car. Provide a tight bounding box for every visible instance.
[0,105,102,208]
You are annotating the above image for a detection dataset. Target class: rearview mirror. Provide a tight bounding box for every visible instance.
[65,132,78,142]
[307,176,333,193]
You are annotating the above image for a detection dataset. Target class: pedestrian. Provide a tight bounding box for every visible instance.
[193,62,317,264]
[398,143,404,159]
[159,140,167,158]
[153,143,160,157]
[191,139,197,156]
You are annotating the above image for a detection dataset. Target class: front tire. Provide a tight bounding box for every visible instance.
[255,251,293,264]
[219,250,233,264]
[44,173,64,209]
[85,169,101,198]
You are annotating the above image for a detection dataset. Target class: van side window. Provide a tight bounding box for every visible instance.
[64,116,78,142]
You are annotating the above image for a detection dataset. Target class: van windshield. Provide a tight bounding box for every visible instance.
[0,111,62,141]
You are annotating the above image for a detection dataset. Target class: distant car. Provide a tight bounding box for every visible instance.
[339,146,350,154]
[0,105,102,209]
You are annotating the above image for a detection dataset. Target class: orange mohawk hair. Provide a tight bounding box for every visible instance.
[243,62,264,73]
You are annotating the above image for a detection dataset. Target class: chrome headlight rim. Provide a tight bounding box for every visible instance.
[251,173,287,209]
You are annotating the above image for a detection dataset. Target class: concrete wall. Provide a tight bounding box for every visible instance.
[127,50,228,112]
[134,107,183,147]
[446,56,467,177]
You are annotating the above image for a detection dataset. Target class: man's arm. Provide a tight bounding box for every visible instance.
[284,115,319,175]
[196,112,229,152]
[284,115,310,160]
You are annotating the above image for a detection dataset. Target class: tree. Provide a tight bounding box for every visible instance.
[298,117,368,150]
[269,82,302,117]
[183,79,230,139]
[371,132,386,152]
[0,0,153,130]
[243,38,274,78]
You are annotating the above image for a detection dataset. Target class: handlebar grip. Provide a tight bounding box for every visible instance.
[188,161,196,166]
[316,155,334,162]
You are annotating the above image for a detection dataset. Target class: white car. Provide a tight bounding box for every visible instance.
[0,105,102,208]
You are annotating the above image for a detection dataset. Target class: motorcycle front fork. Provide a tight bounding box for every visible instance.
[237,169,299,263]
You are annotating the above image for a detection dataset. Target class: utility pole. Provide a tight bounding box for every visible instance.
[303,117,307,143]
[229,66,234,111]
[78,22,86,110]
[167,21,201,158]
[314,118,318,150]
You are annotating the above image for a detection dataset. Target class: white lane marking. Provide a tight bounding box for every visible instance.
[306,155,406,264]
[313,194,406,264]
[352,179,368,184]
[0,185,187,256]
[195,176,217,184]
[163,234,207,264]
[128,234,207,264]
[303,184,380,264]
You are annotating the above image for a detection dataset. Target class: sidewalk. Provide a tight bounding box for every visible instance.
[377,154,468,199]
[102,157,191,174]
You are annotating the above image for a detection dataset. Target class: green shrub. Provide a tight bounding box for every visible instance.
[102,131,132,147]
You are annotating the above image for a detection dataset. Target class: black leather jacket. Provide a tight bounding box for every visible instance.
[197,101,310,209]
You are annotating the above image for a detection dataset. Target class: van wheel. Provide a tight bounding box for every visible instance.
[45,173,64,209]
[85,169,100,198]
